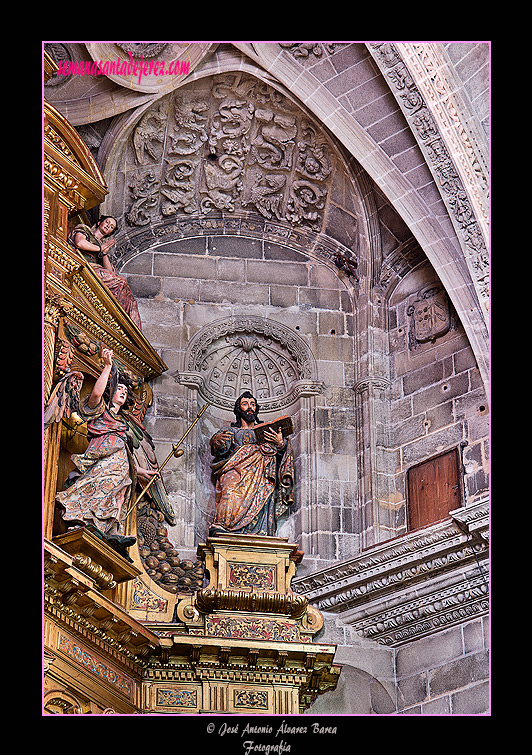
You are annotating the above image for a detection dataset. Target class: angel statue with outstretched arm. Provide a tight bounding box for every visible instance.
[44,348,171,559]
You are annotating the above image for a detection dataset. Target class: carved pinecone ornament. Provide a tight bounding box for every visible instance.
[137,506,205,593]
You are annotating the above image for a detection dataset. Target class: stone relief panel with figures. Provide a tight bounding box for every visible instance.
[123,73,337,234]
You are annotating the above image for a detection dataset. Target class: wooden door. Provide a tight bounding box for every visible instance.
[407,448,461,530]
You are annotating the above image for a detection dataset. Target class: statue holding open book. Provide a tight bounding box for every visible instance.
[209,391,294,537]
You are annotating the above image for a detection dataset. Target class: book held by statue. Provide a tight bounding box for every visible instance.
[253,415,293,443]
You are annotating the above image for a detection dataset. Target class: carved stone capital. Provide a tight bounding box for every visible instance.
[353,376,391,395]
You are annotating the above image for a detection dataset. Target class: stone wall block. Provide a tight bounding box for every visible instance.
[395,626,464,678]
[411,373,469,416]
[451,682,490,715]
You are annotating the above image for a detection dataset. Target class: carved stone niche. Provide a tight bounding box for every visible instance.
[177,316,324,412]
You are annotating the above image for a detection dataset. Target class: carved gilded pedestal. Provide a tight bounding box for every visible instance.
[44,530,159,714]
[141,534,340,714]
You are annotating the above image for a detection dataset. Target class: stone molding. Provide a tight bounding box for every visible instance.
[349,565,488,647]
[115,211,359,287]
[368,43,489,313]
[399,44,489,227]
[292,498,489,646]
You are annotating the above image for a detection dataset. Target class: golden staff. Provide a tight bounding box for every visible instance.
[124,402,211,520]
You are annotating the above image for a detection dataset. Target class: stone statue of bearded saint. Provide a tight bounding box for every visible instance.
[209,392,294,537]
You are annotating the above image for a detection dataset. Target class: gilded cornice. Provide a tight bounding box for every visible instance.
[142,632,340,713]
[65,302,164,381]
[46,241,167,381]
[44,100,108,215]
[44,101,107,193]
[44,539,160,668]
[44,49,58,82]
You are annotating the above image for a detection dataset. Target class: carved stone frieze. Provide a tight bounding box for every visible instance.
[279,43,343,59]
[116,43,169,59]
[126,169,160,227]
[122,73,337,236]
[369,43,489,308]
[133,102,168,164]
[401,43,489,228]
[350,566,488,646]
[292,499,489,646]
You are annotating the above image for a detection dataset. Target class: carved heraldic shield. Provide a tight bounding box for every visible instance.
[407,285,450,344]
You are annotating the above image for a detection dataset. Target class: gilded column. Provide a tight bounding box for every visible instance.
[43,292,71,538]
[43,293,64,401]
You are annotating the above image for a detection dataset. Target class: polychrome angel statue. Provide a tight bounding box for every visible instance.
[68,216,142,330]
[44,348,174,559]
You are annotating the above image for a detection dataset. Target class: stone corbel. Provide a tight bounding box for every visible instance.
[449,497,489,542]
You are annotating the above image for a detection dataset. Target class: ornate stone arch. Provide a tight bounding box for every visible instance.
[230,42,489,390]
[177,315,324,412]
